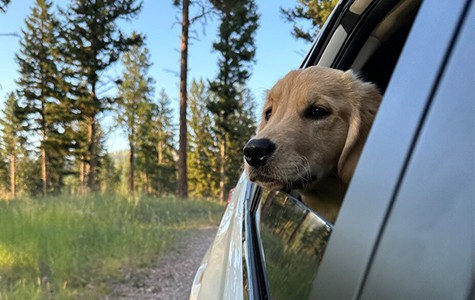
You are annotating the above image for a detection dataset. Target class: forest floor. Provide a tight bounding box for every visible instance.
[107,225,218,300]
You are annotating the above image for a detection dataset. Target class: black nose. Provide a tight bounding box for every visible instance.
[243,138,276,167]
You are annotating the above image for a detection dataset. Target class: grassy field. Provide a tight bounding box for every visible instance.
[0,194,225,299]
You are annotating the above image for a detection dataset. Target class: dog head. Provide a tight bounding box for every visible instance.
[243,66,381,191]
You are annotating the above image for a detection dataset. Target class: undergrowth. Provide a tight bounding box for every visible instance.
[0,194,224,299]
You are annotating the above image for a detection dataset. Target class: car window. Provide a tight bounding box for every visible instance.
[304,0,422,222]
[253,0,424,299]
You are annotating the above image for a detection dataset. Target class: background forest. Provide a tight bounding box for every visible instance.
[0,0,336,201]
[0,0,337,298]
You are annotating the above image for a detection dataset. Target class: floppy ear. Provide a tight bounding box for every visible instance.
[337,110,366,183]
[337,70,382,183]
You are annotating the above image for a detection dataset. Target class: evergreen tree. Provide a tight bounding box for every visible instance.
[116,36,154,193]
[0,92,27,198]
[133,101,155,194]
[173,0,214,198]
[60,0,143,191]
[98,152,120,193]
[188,79,219,198]
[225,88,256,190]
[16,0,70,196]
[0,0,10,13]
[281,0,338,42]
[143,90,176,195]
[0,145,8,197]
[208,0,259,201]
[174,0,190,199]
[94,126,116,192]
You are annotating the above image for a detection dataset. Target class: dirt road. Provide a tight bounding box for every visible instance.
[108,226,218,300]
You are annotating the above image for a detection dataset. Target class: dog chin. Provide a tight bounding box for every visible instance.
[248,171,317,191]
[255,180,285,190]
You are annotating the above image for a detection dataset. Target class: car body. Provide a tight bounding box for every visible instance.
[190,0,474,299]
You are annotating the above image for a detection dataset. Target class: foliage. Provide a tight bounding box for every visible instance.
[209,0,259,200]
[59,0,143,191]
[0,0,264,200]
[116,43,177,197]
[0,0,10,13]
[148,90,177,195]
[209,0,259,124]
[0,194,225,299]
[224,88,256,191]
[281,0,338,42]
[116,36,155,193]
[0,92,28,197]
[16,0,73,196]
[0,149,8,197]
[188,79,220,198]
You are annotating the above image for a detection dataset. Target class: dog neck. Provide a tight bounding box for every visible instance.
[298,174,347,224]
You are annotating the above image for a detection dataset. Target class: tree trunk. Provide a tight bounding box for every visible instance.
[40,98,48,197]
[219,134,226,202]
[144,171,151,194]
[10,153,15,199]
[86,118,96,192]
[158,131,163,165]
[177,0,190,199]
[80,157,85,194]
[41,127,48,197]
[129,144,134,193]
[158,131,163,194]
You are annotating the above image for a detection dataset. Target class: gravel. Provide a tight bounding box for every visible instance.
[108,226,218,300]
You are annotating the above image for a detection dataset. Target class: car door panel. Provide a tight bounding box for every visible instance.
[311,0,472,299]
[360,3,474,298]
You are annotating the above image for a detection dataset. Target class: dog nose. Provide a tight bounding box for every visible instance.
[243,138,276,167]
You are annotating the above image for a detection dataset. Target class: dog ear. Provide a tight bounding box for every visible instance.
[337,70,381,183]
[337,112,366,184]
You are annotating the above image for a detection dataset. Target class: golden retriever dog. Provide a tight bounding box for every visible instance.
[243,66,382,223]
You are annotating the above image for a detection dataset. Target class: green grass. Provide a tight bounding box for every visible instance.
[0,194,225,299]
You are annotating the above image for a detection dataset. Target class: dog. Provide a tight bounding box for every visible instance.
[243,66,382,223]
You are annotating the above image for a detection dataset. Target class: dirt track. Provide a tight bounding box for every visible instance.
[108,226,217,300]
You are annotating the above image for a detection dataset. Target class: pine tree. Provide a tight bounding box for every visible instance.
[281,0,338,42]
[188,79,219,198]
[0,0,10,13]
[208,0,259,201]
[16,0,69,196]
[144,90,176,195]
[98,152,120,193]
[173,0,191,198]
[60,0,143,192]
[94,125,115,192]
[116,36,154,193]
[0,146,8,197]
[0,92,27,198]
[173,0,213,198]
[225,88,256,190]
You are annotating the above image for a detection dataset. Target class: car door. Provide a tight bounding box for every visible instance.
[312,0,474,299]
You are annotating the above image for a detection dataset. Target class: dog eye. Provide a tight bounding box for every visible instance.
[265,108,272,121]
[305,106,330,119]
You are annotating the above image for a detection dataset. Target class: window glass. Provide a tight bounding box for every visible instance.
[257,191,332,300]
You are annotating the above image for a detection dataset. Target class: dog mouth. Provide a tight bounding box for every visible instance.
[248,170,317,190]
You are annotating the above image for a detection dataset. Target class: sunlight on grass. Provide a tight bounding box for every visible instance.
[0,194,225,299]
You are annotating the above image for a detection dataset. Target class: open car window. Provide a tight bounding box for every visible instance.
[250,0,424,298]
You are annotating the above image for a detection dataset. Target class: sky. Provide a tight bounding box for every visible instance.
[0,0,310,152]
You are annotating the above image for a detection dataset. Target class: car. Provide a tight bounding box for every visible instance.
[190,0,474,299]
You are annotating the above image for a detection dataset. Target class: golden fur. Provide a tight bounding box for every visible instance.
[244,66,382,223]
